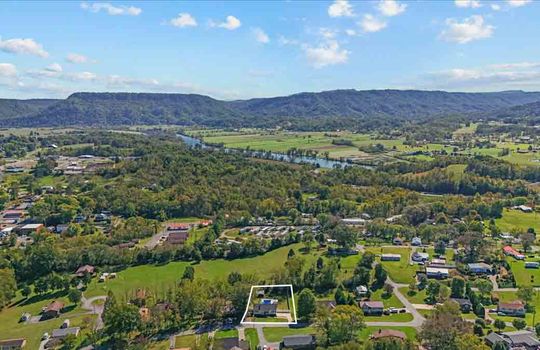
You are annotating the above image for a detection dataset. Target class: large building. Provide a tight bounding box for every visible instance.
[485,330,540,350]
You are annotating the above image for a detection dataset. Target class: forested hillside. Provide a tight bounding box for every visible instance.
[1,89,540,128]
[0,98,57,121]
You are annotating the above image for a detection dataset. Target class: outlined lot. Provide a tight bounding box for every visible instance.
[240,284,297,325]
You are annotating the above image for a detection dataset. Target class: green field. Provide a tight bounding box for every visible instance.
[370,288,404,308]
[399,287,428,304]
[365,246,418,284]
[174,334,197,347]
[84,243,316,298]
[363,312,414,322]
[214,329,238,339]
[507,258,540,287]
[496,209,540,233]
[0,243,321,346]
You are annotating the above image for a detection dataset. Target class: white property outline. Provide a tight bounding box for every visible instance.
[240,284,297,325]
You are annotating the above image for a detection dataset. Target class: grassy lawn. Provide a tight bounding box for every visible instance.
[425,247,454,261]
[0,292,87,350]
[359,326,417,341]
[399,287,428,304]
[85,243,314,297]
[496,209,540,233]
[245,328,259,350]
[370,288,404,308]
[148,339,171,350]
[214,329,238,339]
[175,334,197,347]
[262,326,315,343]
[365,246,418,284]
[363,312,414,322]
[507,258,540,287]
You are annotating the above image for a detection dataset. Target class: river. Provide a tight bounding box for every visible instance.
[177,134,371,169]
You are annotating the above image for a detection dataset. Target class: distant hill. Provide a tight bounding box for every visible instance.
[1,89,540,128]
[0,98,58,121]
[488,100,540,122]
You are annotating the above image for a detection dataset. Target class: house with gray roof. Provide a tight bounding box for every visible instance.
[485,330,540,350]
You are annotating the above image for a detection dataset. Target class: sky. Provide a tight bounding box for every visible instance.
[0,0,540,100]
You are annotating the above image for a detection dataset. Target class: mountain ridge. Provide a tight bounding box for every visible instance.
[1,89,540,128]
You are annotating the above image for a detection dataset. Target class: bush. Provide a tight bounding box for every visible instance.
[473,324,484,336]
[475,318,486,328]
[513,318,527,330]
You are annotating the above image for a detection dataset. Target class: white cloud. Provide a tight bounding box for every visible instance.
[440,15,494,44]
[46,63,63,73]
[359,14,387,32]
[80,2,142,16]
[211,15,241,30]
[506,0,532,7]
[454,0,482,8]
[319,28,339,39]
[170,13,197,28]
[377,0,407,16]
[328,0,355,17]
[303,40,349,68]
[345,29,357,36]
[0,37,48,58]
[422,61,540,90]
[66,53,90,64]
[278,36,300,46]
[491,3,501,10]
[252,27,270,43]
[0,63,17,77]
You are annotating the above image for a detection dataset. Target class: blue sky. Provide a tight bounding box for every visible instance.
[0,0,539,99]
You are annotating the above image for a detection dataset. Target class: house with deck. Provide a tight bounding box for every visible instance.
[359,301,384,315]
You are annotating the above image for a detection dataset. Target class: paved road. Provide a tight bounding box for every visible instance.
[382,278,426,328]
[144,229,167,249]
[81,295,107,330]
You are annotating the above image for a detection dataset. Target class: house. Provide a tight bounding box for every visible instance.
[75,265,95,277]
[2,210,24,221]
[359,301,384,315]
[18,224,44,235]
[355,285,368,297]
[167,223,190,231]
[513,205,533,213]
[253,303,277,317]
[485,330,540,350]
[341,218,367,226]
[42,301,64,319]
[166,232,189,245]
[381,254,401,261]
[411,237,422,246]
[280,335,316,350]
[51,327,80,339]
[468,263,492,275]
[0,338,26,350]
[429,258,447,266]
[504,246,525,260]
[370,329,407,341]
[213,337,249,350]
[386,215,403,224]
[498,301,526,317]
[451,298,473,312]
[426,267,449,279]
[316,300,336,310]
[526,261,540,269]
[412,252,429,262]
